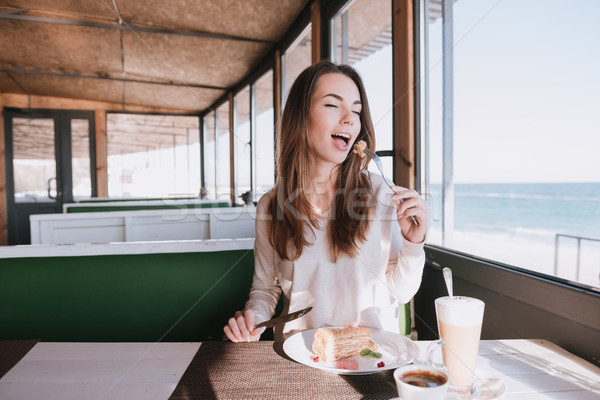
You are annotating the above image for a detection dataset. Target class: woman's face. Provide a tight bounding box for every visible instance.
[307,73,362,170]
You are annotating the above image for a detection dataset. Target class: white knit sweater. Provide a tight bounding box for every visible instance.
[246,173,425,340]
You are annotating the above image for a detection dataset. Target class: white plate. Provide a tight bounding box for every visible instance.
[282,327,419,375]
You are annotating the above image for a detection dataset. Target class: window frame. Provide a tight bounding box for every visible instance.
[327,0,397,183]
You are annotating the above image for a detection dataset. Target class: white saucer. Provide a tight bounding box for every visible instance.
[445,377,506,399]
[477,377,506,399]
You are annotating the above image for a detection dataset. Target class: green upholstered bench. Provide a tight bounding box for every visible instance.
[0,240,254,342]
[0,239,412,341]
[64,199,230,213]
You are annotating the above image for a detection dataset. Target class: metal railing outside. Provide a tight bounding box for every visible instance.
[554,233,600,282]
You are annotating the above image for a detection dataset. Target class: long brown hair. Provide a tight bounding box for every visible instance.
[267,60,376,261]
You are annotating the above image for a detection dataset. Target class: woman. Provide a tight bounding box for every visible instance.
[224,60,428,342]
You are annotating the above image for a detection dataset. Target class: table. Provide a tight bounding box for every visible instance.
[0,339,598,399]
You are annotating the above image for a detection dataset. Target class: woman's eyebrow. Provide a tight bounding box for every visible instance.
[322,93,362,105]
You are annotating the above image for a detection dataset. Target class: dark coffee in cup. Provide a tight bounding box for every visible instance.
[401,370,447,388]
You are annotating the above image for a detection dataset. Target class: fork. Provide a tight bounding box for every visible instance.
[362,148,419,226]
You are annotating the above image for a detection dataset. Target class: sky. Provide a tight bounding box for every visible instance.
[427,0,600,183]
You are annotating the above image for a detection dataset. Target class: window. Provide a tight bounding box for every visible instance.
[215,103,231,202]
[202,111,217,199]
[12,118,56,203]
[421,0,600,289]
[234,86,252,205]
[282,24,312,104]
[106,113,200,198]
[331,0,393,179]
[254,69,275,199]
[71,119,92,200]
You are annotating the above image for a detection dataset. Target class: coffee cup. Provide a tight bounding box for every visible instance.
[393,365,451,400]
[427,296,485,395]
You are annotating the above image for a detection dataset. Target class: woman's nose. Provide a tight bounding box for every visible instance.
[340,109,354,125]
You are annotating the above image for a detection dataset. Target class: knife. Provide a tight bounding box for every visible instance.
[255,306,313,329]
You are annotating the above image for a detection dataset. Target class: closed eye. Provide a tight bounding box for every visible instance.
[325,104,338,108]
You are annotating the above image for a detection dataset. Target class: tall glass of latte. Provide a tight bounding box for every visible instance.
[434,296,485,394]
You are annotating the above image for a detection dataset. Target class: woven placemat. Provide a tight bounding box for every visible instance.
[169,341,399,400]
[0,340,39,379]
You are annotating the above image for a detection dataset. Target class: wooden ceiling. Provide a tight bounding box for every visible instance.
[0,0,309,113]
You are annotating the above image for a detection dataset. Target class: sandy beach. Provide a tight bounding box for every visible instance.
[427,228,600,288]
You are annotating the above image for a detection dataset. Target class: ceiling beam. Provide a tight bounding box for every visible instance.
[0,7,276,45]
[0,64,228,91]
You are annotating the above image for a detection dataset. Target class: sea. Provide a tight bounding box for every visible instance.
[426,182,600,240]
[424,182,600,286]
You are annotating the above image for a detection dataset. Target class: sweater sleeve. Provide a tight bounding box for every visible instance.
[381,181,426,304]
[386,235,426,303]
[245,195,282,324]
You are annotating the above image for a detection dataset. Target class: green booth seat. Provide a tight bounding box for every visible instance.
[0,240,254,342]
[76,196,199,204]
[0,239,412,342]
[64,199,230,213]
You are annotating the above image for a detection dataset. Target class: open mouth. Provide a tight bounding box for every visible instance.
[331,133,350,145]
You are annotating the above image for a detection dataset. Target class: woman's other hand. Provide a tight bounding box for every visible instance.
[223,307,261,342]
[391,187,428,243]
